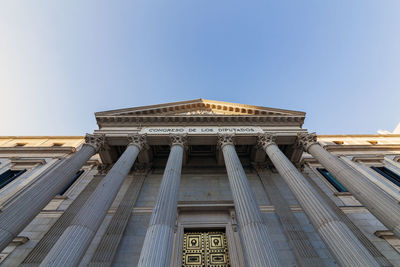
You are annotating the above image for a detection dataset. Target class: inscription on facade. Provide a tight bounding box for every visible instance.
[139,126,263,135]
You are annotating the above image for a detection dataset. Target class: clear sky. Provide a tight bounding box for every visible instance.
[1,1,399,136]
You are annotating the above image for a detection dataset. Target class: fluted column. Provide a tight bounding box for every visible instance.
[218,134,281,267]
[298,133,400,239]
[258,134,379,267]
[383,157,400,177]
[137,134,186,267]
[340,156,400,202]
[0,134,104,253]
[40,134,146,267]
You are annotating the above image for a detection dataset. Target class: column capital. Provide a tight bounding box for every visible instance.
[217,134,235,149]
[85,134,105,152]
[297,132,318,152]
[128,134,147,150]
[257,133,276,150]
[170,134,187,148]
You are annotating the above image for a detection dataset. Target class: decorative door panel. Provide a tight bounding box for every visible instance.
[182,230,230,267]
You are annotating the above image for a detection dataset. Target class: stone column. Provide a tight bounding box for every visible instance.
[137,134,186,267]
[258,134,379,267]
[218,134,281,267]
[0,134,104,253]
[340,156,400,203]
[40,134,146,267]
[383,157,400,177]
[298,133,400,239]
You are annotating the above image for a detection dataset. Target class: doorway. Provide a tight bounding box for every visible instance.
[182,230,230,266]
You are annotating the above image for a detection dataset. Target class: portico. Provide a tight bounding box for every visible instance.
[0,99,398,266]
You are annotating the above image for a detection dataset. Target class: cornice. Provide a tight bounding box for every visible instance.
[96,115,305,127]
[318,134,400,138]
[95,99,306,117]
[0,136,84,139]
[94,99,306,130]
[323,144,400,152]
[0,146,76,154]
[351,155,385,163]
[10,158,46,165]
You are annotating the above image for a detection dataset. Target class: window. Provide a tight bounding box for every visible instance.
[57,170,84,195]
[0,169,27,189]
[371,166,400,187]
[317,168,348,192]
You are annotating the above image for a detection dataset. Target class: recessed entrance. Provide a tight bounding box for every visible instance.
[182,230,230,267]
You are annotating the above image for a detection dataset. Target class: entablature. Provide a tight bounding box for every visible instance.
[97,129,306,168]
[95,115,305,128]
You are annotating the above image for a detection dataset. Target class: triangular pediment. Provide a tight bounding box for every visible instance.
[95,99,306,127]
[96,99,304,117]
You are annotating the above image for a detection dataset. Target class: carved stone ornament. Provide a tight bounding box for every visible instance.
[170,134,188,148]
[217,134,235,149]
[257,133,276,150]
[128,134,147,150]
[85,134,105,152]
[297,132,318,152]
[179,109,217,115]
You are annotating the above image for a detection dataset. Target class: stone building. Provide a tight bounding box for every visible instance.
[0,99,399,266]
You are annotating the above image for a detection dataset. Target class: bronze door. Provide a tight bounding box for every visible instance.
[182,230,230,267]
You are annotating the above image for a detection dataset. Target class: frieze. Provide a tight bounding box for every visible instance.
[139,126,263,135]
[96,115,304,126]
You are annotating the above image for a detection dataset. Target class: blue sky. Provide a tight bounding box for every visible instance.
[1,1,399,135]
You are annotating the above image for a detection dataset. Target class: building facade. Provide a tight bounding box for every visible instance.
[0,99,400,266]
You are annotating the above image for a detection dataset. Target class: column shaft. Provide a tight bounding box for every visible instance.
[259,136,379,267]
[0,134,103,253]
[88,169,146,266]
[299,133,400,238]
[21,175,103,265]
[137,136,185,267]
[340,156,400,202]
[40,136,144,267]
[383,157,400,177]
[219,135,281,267]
